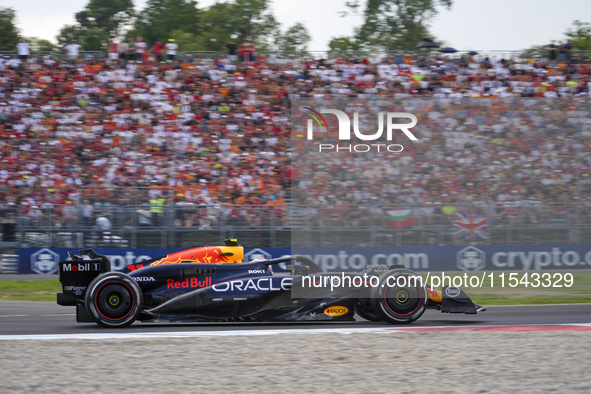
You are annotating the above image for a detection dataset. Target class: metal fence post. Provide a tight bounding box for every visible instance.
[270,209,276,248]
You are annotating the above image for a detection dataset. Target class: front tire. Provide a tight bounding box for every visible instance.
[370,269,427,324]
[85,272,143,328]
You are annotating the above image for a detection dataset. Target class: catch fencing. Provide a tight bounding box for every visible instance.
[2,49,591,62]
[2,202,591,250]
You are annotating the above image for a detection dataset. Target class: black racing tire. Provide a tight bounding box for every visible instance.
[370,269,427,325]
[354,303,381,322]
[85,272,143,328]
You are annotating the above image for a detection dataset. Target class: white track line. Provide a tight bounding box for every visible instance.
[2,323,591,340]
[485,303,591,307]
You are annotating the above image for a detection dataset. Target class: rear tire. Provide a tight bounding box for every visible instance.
[370,269,427,324]
[85,272,143,328]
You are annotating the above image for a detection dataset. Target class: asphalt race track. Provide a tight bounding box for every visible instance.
[1,301,590,336]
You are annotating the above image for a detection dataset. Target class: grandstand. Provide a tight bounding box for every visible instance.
[2,51,591,249]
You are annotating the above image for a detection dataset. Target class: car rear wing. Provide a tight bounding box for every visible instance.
[57,249,111,306]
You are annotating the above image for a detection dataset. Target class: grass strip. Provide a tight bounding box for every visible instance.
[0,280,61,302]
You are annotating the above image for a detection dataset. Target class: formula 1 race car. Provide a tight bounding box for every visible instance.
[56,240,485,328]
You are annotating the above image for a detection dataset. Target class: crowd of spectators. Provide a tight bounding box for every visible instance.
[295,97,591,228]
[2,45,591,232]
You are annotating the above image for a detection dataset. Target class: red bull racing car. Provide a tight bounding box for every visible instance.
[56,239,485,328]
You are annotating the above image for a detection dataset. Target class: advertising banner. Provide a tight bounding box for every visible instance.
[18,244,591,274]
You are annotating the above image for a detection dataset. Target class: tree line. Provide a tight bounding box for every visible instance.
[1,0,591,53]
[0,0,310,52]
